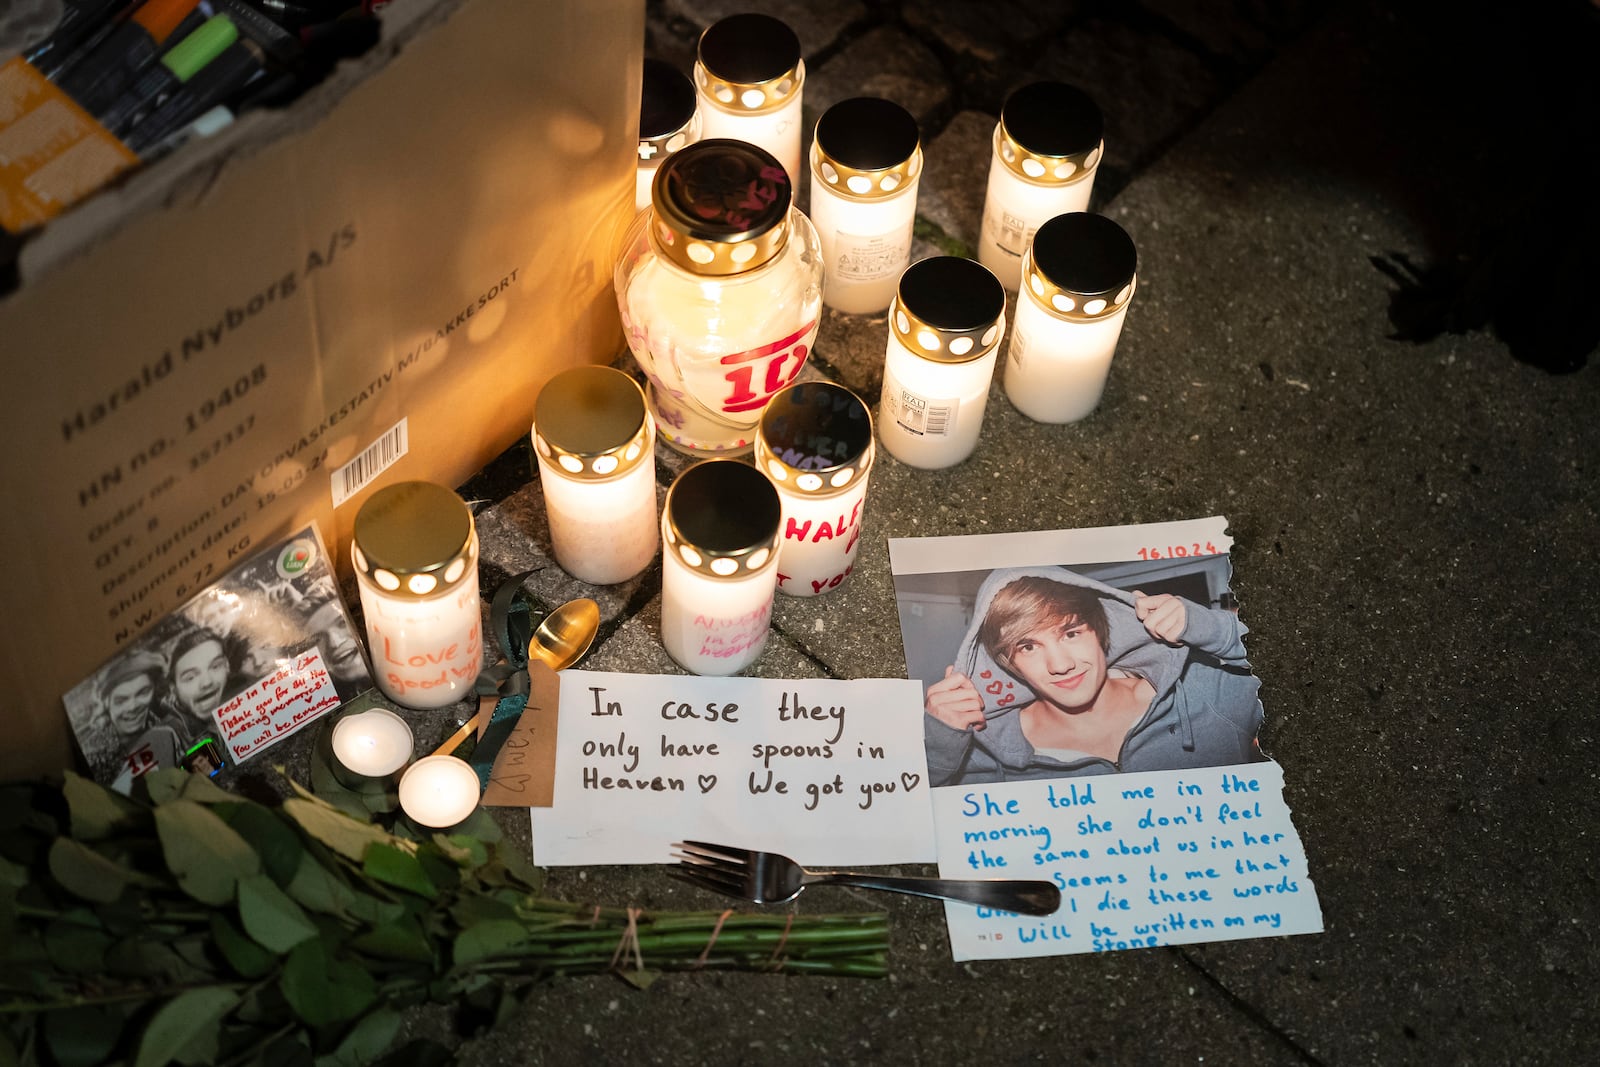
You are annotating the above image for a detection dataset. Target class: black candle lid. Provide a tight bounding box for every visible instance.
[996,82,1104,184]
[756,382,874,495]
[697,13,801,85]
[640,58,697,145]
[891,257,1007,363]
[1025,212,1138,320]
[652,139,792,275]
[815,97,920,171]
[665,460,782,577]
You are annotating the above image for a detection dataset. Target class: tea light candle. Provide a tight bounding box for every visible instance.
[877,257,1007,470]
[1005,212,1139,423]
[694,13,805,193]
[637,58,699,212]
[660,460,782,676]
[756,381,874,597]
[352,482,483,710]
[809,97,922,315]
[978,82,1104,291]
[398,754,481,829]
[330,707,414,784]
[532,366,659,585]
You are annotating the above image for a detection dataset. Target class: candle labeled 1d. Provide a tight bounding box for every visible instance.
[1005,212,1138,423]
[756,381,874,597]
[660,460,782,676]
[352,482,482,710]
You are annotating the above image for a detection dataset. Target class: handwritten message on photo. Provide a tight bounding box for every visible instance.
[530,671,936,866]
[889,516,1322,959]
[212,647,342,764]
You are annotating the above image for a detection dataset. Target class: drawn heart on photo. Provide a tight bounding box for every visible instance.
[697,774,717,794]
[998,693,1015,706]
[900,772,921,791]
[986,680,1003,695]
[979,670,993,679]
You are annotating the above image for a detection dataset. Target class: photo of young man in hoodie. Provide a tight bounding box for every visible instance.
[921,565,1264,785]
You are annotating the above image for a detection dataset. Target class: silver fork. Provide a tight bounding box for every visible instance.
[671,840,1061,916]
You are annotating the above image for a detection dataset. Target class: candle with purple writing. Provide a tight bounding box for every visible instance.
[660,460,782,675]
[756,381,873,597]
[398,754,481,828]
[329,706,413,788]
[353,482,482,710]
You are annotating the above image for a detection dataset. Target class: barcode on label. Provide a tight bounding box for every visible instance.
[332,418,409,507]
[924,405,952,436]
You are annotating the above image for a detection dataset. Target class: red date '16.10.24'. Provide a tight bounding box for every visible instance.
[1137,542,1219,561]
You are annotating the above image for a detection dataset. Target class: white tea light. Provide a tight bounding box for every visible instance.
[532,366,659,585]
[330,707,414,781]
[637,58,699,212]
[352,482,483,710]
[398,754,481,828]
[877,257,1007,470]
[660,460,783,675]
[756,381,874,597]
[978,82,1104,291]
[694,13,805,194]
[1005,212,1139,423]
[809,97,922,315]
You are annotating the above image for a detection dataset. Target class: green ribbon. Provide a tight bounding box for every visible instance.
[466,570,548,787]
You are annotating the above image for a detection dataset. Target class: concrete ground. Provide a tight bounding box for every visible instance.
[393,0,1600,1062]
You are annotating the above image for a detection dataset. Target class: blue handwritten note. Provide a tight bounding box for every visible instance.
[933,762,1321,959]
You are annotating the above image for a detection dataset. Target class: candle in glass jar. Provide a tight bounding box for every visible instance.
[978,82,1104,292]
[353,482,482,710]
[532,366,659,584]
[877,257,1007,470]
[660,460,782,675]
[398,754,481,828]
[1005,212,1138,423]
[637,58,699,212]
[809,96,922,315]
[694,13,805,193]
[616,139,823,456]
[329,707,414,783]
[756,381,874,597]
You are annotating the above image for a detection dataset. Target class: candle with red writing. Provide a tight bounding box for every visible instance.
[352,482,482,710]
[756,381,873,597]
[616,138,823,456]
[660,460,782,675]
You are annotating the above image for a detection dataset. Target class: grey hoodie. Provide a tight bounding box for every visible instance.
[922,566,1264,785]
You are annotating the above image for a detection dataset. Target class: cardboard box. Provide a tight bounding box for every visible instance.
[0,0,644,779]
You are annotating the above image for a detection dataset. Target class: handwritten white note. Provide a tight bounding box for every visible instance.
[935,762,1322,960]
[213,648,342,764]
[530,670,936,866]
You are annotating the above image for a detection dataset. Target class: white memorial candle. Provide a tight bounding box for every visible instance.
[877,257,1007,470]
[1005,212,1139,423]
[660,460,782,676]
[398,754,481,828]
[757,381,874,597]
[330,707,414,781]
[637,58,699,212]
[694,13,805,196]
[978,82,1104,292]
[353,482,482,711]
[532,366,659,585]
[809,97,922,315]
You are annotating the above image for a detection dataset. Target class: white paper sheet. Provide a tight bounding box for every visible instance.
[530,670,937,866]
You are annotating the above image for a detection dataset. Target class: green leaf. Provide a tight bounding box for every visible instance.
[144,767,192,805]
[48,837,162,903]
[362,844,436,899]
[63,772,142,840]
[155,800,261,905]
[348,914,434,964]
[285,851,357,917]
[452,918,527,966]
[238,874,319,953]
[315,1007,402,1067]
[43,1005,124,1067]
[45,916,114,974]
[219,804,306,886]
[618,968,661,990]
[134,987,240,1067]
[282,798,391,864]
[210,912,278,978]
[177,771,238,805]
[282,939,377,1027]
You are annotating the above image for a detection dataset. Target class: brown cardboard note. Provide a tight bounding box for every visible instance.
[480,661,561,808]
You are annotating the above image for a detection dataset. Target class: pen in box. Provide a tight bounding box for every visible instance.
[123,37,264,155]
[99,14,239,137]
[56,0,203,117]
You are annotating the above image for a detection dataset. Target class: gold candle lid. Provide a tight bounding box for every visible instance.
[352,482,476,597]
[695,13,803,115]
[533,366,652,481]
[994,82,1104,185]
[812,97,922,201]
[1023,212,1139,322]
[756,382,874,497]
[663,460,781,579]
[650,139,792,276]
[890,257,1007,363]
